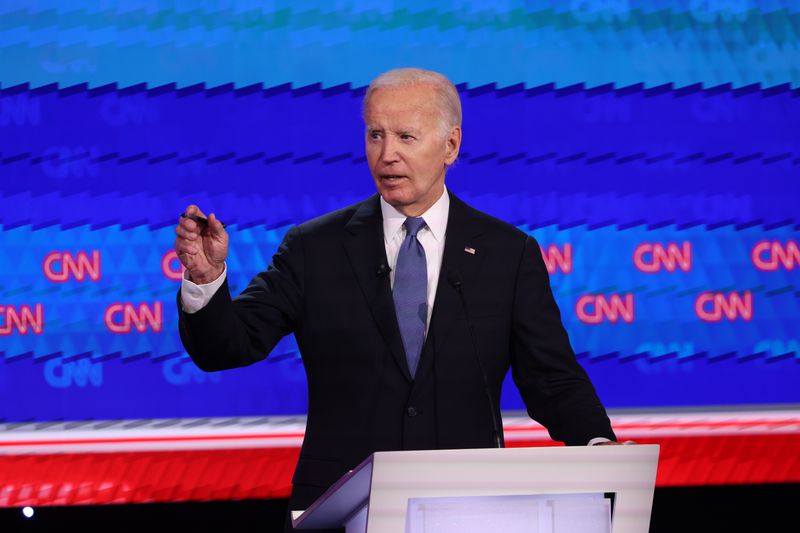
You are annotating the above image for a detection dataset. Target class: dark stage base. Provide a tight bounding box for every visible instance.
[1,483,795,532]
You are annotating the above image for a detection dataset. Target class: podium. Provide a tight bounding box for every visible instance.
[291,445,659,533]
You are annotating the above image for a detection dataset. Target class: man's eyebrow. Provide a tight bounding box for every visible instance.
[365,126,420,135]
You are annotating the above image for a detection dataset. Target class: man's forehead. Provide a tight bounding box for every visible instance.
[364,95,439,129]
[366,85,439,109]
[366,101,432,117]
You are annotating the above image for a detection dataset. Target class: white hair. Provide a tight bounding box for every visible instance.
[363,68,462,138]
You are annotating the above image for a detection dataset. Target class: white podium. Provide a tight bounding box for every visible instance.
[292,445,659,533]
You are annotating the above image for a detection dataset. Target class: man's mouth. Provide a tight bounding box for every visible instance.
[381,175,406,181]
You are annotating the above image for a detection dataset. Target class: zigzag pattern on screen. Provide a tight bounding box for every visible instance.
[1,1,798,88]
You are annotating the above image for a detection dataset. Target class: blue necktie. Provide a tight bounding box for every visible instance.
[393,217,428,379]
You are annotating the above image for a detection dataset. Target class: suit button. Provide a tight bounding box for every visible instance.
[407,407,418,417]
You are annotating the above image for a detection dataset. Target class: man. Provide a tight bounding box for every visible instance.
[175,68,617,528]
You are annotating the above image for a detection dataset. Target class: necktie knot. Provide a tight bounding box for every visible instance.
[404,217,426,238]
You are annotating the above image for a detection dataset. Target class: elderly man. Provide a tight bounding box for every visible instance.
[175,68,617,529]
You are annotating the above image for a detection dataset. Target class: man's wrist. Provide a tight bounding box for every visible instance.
[190,266,224,285]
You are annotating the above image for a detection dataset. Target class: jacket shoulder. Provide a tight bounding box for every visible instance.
[294,196,375,236]
[455,196,535,245]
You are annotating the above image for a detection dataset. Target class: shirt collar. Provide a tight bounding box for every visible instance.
[380,185,450,244]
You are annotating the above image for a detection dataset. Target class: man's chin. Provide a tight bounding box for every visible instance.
[378,189,411,208]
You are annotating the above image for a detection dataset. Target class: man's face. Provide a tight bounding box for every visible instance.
[364,84,461,216]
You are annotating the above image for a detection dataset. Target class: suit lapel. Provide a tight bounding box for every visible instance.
[343,195,412,382]
[417,192,486,377]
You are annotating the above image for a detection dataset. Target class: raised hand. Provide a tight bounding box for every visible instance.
[174,204,228,284]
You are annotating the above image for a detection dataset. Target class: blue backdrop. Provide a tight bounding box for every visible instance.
[1,1,798,422]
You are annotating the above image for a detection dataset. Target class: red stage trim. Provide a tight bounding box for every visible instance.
[1,411,798,507]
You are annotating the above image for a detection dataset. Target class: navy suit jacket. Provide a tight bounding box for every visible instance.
[177,191,615,510]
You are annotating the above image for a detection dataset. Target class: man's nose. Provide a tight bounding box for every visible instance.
[379,136,400,163]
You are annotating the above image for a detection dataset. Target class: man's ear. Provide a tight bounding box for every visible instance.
[444,126,462,165]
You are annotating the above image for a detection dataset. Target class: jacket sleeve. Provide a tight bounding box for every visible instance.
[177,225,305,372]
[509,235,616,445]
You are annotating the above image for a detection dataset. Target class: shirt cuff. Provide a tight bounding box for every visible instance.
[180,263,227,314]
[587,437,612,446]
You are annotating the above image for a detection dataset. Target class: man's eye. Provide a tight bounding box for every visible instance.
[400,134,415,140]
[369,132,382,139]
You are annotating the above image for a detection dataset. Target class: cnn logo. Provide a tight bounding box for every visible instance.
[576,294,635,324]
[104,302,163,333]
[633,242,692,273]
[0,304,44,335]
[695,291,753,322]
[43,251,101,282]
[752,241,799,271]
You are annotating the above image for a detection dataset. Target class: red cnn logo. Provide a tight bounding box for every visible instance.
[752,240,799,271]
[576,294,635,324]
[633,242,692,273]
[43,251,101,282]
[0,304,44,335]
[540,244,572,274]
[162,250,186,281]
[104,302,163,333]
[695,291,753,322]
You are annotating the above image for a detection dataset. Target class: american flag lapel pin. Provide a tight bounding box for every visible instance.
[464,246,477,255]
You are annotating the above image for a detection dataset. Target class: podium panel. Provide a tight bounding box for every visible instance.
[406,493,611,533]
